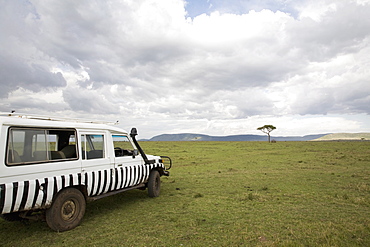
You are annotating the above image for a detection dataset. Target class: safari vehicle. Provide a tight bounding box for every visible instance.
[0,113,171,231]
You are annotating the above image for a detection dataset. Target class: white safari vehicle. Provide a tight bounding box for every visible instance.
[0,113,171,231]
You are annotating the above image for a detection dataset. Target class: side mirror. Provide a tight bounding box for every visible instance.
[132,149,139,158]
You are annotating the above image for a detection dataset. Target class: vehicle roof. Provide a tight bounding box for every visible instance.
[0,114,128,134]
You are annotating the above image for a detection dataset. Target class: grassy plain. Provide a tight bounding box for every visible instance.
[1,141,369,246]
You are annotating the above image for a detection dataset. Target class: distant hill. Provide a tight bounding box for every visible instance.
[147,133,327,141]
[312,133,370,141]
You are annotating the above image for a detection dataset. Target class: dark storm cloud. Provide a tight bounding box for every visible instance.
[0,54,66,96]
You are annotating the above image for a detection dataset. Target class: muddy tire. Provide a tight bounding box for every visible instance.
[148,170,161,197]
[46,188,86,232]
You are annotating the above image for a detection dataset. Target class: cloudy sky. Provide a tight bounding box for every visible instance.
[1,0,370,138]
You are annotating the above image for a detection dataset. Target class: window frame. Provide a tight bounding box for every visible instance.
[80,133,106,160]
[112,134,136,157]
[5,127,78,166]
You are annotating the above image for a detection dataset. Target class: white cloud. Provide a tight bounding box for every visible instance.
[0,0,369,138]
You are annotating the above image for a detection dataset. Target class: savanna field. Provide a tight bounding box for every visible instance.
[1,141,369,246]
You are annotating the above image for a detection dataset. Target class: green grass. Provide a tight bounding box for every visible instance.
[1,141,369,246]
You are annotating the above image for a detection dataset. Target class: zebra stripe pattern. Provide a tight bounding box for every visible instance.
[85,163,162,197]
[0,163,164,214]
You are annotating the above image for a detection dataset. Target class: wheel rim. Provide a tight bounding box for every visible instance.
[61,199,78,221]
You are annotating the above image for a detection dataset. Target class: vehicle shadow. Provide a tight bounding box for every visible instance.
[83,188,150,221]
[0,188,149,237]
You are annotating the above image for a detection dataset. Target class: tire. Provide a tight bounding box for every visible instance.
[148,170,161,198]
[46,188,86,232]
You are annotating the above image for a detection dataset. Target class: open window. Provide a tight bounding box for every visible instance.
[6,128,77,165]
[112,135,136,157]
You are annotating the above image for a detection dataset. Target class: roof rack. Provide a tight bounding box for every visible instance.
[0,112,119,125]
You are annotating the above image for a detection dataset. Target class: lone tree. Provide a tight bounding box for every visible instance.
[257,125,276,143]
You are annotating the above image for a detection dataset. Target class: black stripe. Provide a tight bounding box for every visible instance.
[142,165,147,184]
[144,165,149,183]
[133,166,139,185]
[147,165,150,179]
[96,171,102,195]
[41,178,48,207]
[61,175,65,189]
[131,166,135,186]
[126,167,131,187]
[136,166,141,184]
[139,165,143,183]
[85,173,88,191]
[19,181,29,211]
[78,173,82,185]
[0,184,5,213]
[146,165,150,181]
[114,168,119,190]
[102,170,108,193]
[120,167,125,189]
[137,166,140,185]
[140,165,145,184]
[105,169,109,192]
[53,177,58,198]
[109,169,115,192]
[69,174,73,186]
[32,180,40,208]
[132,166,136,186]
[143,165,146,182]
[137,165,142,184]
[135,166,140,185]
[91,172,95,196]
[10,182,18,213]
[122,167,127,188]
[132,166,137,185]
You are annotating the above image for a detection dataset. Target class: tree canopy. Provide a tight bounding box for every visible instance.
[257,125,276,142]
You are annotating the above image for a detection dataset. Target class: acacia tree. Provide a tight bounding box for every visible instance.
[257,125,276,143]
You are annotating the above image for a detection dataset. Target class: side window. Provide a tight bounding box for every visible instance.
[7,128,78,165]
[7,129,27,164]
[81,134,105,160]
[31,130,48,162]
[61,134,78,159]
[113,135,135,157]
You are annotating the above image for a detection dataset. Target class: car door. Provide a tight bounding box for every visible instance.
[112,134,144,190]
[80,131,114,197]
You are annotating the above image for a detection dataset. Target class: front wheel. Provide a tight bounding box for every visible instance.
[148,170,161,197]
[46,188,86,232]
